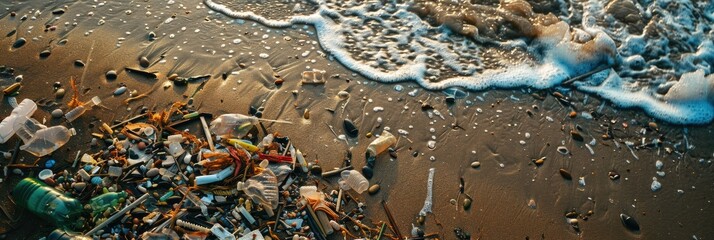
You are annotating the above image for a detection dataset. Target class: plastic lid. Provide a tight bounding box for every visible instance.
[38,169,53,180]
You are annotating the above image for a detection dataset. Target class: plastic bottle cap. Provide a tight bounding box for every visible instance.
[38,169,53,180]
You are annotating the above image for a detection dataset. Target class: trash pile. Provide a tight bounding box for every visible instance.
[0,94,436,239]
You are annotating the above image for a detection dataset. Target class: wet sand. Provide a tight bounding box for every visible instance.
[1,1,714,239]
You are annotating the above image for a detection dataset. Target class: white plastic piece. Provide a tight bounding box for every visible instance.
[166,134,185,157]
[0,98,37,143]
[419,168,435,216]
[237,229,264,240]
[211,224,236,240]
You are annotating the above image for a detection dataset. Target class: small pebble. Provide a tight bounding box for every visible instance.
[51,8,65,15]
[559,168,572,180]
[106,70,117,80]
[114,86,127,95]
[44,159,56,168]
[72,182,87,191]
[12,38,26,48]
[470,161,481,168]
[74,60,85,67]
[368,184,380,195]
[463,197,472,210]
[527,199,536,208]
[655,160,663,170]
[55,88,66,98]
[51,109,64,118]
[557,146,569,155]
[651,177,661,192]
[146,168,159,177]
[343,119,358,138]
[137,141,147,151]
[140,57,150,68]
[39,50,51,58]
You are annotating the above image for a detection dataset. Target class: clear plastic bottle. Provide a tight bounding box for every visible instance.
[0,98,37,143]
[13,178,84,230]
[210,114,291,137]
[14,116,75,157]
[64,96,101,122]
[338,170,369,194]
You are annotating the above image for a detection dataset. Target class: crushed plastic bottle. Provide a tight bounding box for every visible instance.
[0,98,37,143]
[338,170,369,194]
[14,116,75,157]
[242,162,279,210]
[89,191,128,215]
[210,113,291,137]
[64,96,101,122]
[13,178,84,230]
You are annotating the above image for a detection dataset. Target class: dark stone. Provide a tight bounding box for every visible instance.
[74,60,85,67]
[39,50,51,58]
[362,166,373,179]
[343,119,358,138]
[12,38,26,48]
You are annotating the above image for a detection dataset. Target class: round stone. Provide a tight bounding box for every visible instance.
[55,88,66,98]
[146,168,159,177]
[51,109,64,118]
[470,161,481,168]
[106,70,117,80]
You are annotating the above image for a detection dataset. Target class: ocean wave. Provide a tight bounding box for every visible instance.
[204,0,714,124]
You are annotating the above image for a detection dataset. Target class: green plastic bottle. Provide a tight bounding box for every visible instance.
[13,178,84,230]
[89,191,127,214]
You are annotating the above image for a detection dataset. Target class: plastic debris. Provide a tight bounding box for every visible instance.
[419,168,435,217]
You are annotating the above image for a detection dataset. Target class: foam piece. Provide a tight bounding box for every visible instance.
[577,70,714,124]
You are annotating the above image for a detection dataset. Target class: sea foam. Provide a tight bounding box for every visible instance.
[204,0,714,124]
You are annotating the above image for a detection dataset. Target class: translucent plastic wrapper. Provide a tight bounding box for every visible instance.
[243,168,279,210]
[210,114,291,137]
